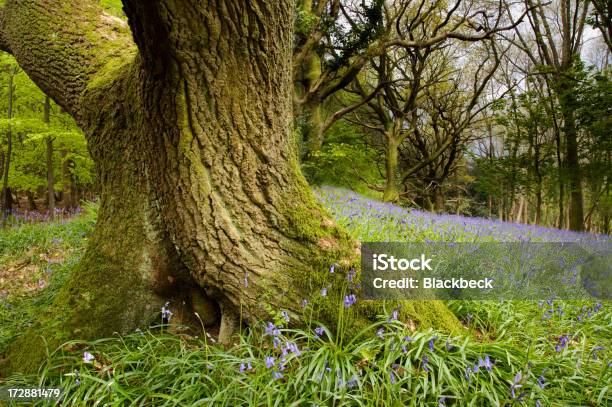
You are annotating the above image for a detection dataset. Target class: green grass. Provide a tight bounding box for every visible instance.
[0,201,609,406]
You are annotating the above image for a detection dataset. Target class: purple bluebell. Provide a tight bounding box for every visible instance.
[314,326,325,339]
[83,352,95,363]
[347,267,356,282]
[422,355,429,372]
[347,376,359,388]
[265,356,275,369]
[265,322,280,337]
[344,294,357,308]
[280,311,290,323]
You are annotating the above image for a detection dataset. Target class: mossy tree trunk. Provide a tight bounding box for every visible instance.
[0,0,459,374]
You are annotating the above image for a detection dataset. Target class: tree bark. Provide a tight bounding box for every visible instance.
[560,90,584,231]
[383,133,400,202]
[1,69,14,224]
[0,0,460,373]
[44,96,55,218]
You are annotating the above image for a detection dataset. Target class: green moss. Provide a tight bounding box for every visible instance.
[277,168,461,336]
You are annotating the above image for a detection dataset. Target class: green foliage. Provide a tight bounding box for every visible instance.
[0,53,95,196]
[302,120,382,198]
[294,6,318,36]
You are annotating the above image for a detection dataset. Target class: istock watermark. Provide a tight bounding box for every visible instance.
[360,242,611,300]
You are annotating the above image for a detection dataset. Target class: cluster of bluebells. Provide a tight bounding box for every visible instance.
[555,334,570,352]
[510,371,523,400]
[316,186,611,244]
[343,294,357,308]
[262,319,303,380]
[2,206,84,226]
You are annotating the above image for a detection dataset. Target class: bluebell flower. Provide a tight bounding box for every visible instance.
[286,341,301,356]
[347,376,359,388]
[280,311,290,323]
[321,287,328,297]
[483,355,492,371]
[272,371,283,380]
[422,355,429,372]
[265,322,280,336]
[265,356,275,369]
[390,370,396,384]
[301,299,308,308]
[388,308,399,322]
[83,352,95,363]
[429,337,437,351]
[347,267,356,282]
[537,375,545,389]
[343,294,357,308]
[314,326,325,339]
[329,264,335,274]
[438,396,446,407]
[376,328,384,339]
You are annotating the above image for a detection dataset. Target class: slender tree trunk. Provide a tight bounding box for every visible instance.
[26,191,37,211]
[44,97,55,218]
[1,71,14,224]
[562,100,584,231]
[60,149,68,205]
[300,53,324,156]
[535,182,542,225]
[432,184,445,213]
[383,134,400,202]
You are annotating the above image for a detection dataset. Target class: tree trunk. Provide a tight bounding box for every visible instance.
[383,134,400,202]
[300,53,324,156]
[44,97,55,218]
[431,184,445,213]
[535,182,542,225]
[0,0,459,374]
[1,71,13,224]
[60,149,68,205]
[26,191,36,211]
[562,101,584,231]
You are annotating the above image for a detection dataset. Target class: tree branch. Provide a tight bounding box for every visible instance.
[1,0,134,124]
